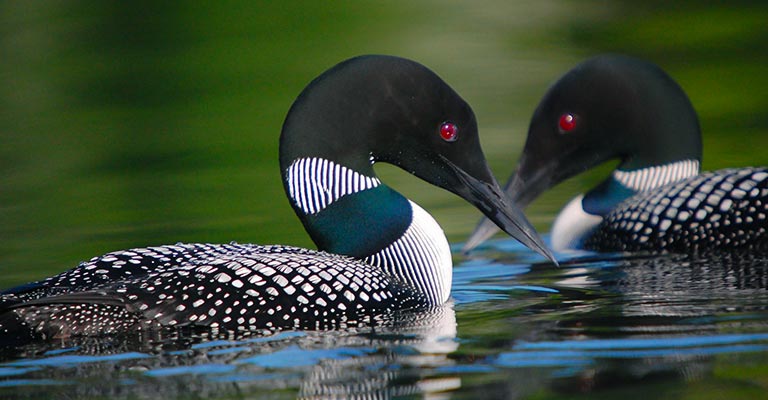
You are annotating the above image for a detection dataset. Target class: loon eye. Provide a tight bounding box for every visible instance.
[558,113,577,133]
[439,122,459,142]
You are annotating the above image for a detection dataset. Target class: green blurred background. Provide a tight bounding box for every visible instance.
[1,1,766,287]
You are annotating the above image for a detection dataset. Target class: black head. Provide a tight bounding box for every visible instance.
[280,55,554,262]
[281,55,483,178]
[465,54,703,250]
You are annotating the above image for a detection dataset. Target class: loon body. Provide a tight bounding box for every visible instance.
[582,168,767,251]
[466,54,767,253]
[1,244,424,337]
[1,55,553,342]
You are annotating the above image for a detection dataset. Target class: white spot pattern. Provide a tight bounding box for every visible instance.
[1,243,427,338]
[588,167,768,251]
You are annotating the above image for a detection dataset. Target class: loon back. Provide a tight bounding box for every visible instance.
[585,168,768,252]
[1,55,552,343]
[466,54,766,253]
[1,244,424,340]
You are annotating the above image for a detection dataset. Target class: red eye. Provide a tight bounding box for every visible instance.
[439,122,458,142]
[559,113,577,133]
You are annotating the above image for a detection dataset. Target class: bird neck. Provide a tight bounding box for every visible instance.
[613,159,701,192]
[583,159,701,217]
[282,156,452,305]
[553,158,702,251]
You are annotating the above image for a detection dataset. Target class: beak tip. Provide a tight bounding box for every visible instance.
[523,232,559,266]
[541,247,560,266]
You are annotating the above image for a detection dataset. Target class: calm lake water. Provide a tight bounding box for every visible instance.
[1,1,767,399]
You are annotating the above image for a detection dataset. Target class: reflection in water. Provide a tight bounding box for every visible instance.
[461,241,768,397]
[0,303,459,399]
[298,304,459,399]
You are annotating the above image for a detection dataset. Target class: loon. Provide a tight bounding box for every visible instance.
[465,54,767,253]
[0,55,554,342]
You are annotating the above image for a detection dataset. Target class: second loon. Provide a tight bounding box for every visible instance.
[466,54,767,253]
[0,55,554,343]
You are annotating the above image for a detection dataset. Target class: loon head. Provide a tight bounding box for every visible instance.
[279,55,555,268]
[465,54,703,251]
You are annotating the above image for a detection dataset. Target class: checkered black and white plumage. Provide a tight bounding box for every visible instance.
[586,168,768,251]
[1,243,426,339]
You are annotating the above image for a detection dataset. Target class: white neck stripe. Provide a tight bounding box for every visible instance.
[287,157,380,215]
[613,159,700,192]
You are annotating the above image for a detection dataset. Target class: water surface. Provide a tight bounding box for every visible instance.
[1,243,767,399]
[1,1,767,398]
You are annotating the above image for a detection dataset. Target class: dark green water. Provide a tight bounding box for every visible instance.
[1,1,767,399]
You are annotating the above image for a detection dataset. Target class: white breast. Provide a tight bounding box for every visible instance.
[550,195,603,251]
[364,200,452,305]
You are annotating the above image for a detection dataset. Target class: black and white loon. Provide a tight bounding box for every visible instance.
[466,54,767,253]
[0,55,554,342]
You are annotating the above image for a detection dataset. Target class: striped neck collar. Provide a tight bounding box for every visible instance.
[286,157,380,215]
[285,157,452,305]
[613,159,700,192]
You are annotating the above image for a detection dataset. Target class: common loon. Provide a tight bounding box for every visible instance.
[0,55,554,342]
[465,54,767,253]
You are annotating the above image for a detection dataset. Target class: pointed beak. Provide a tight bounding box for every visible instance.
[441,156,557,264]
[463,158,557,253]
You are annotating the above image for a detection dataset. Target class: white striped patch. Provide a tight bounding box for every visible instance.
[286,157,381,215]
[613,159,699,192]
[364,200,452,305]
